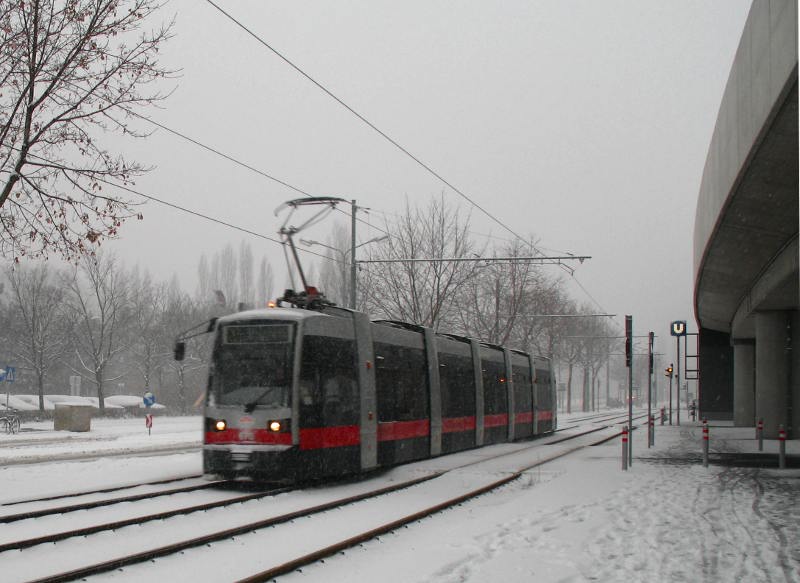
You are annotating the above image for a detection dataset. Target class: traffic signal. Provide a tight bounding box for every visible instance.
[664,365,673,378]
[625,315,632,368]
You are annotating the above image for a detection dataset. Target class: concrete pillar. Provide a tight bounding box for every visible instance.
[733,340,755,426]
[755,311,791,439]
[792,311,799,439]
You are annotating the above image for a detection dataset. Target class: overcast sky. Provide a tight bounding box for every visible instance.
[105,0,752,347]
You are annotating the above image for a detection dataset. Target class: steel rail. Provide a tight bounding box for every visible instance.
[0,480,228,524]
[0,486,293,554]
[25,474,442,583]
[1,474,205,507]
[25,424,625,583]
[236,429,623,582]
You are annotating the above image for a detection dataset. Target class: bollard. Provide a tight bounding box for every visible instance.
[649,415,655,447]
[702,419,709,468]
[757,418,764,452]
[778,425,786,469]
[660,407,666,425]
[621,426,628,471]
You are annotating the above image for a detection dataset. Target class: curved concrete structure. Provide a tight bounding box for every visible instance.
[693,0,798,435]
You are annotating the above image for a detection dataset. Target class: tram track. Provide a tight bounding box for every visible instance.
[0,475,205,507]
[13,422,627,583]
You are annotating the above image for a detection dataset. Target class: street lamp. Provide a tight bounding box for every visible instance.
[300,235,388,309]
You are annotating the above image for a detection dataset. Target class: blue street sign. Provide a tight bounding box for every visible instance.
[3,367,14,382]
[670,321,687,337]
[143,391,155,407]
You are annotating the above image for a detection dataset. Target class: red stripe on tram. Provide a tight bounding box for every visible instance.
[300,425,361,450]
[515,411,533,424]
[377,419,430,442]
[442,416,477,433]
[204,429,291,445]
[537,410,554,422]
[483,413,508,428]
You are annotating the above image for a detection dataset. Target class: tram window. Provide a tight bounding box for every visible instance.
[439,352,475,418]
[299,335,358,426]
[481,359,507,415]
[536,368,553,409]
[375,342,428,422]
[513,365,532,411]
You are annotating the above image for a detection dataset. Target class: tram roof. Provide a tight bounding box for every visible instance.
[215,307,327,324]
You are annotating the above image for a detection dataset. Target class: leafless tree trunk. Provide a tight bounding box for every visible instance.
[318,222,352,306]
[256,255,274,308]
[362,195,476,329]
[0,0,174,261]
[64,253,130,410]
[5,262,69,409]
[457,240,549,345]
[238,241,254,309]
[129,268,168,394]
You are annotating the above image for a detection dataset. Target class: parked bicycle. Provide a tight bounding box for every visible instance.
[0,410,21,434]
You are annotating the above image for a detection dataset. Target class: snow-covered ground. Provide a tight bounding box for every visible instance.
[0,412,797,582]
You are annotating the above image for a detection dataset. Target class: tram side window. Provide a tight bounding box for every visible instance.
[536,369,553,409]
[375,342,428,422]
[439,352,476,418]
[481,359,507,415]
[513,366,532,411]
[299,335,358,427]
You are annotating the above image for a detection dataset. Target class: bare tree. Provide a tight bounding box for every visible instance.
[128,267,167,394]
[162,282,206,413]
[318,222,351,306]
[196,253,210,303]
[256,255,273,307]
[0,0,174,261]
[216,243,237,308]
[457,240,550,345]
[238,240,254,309]
[362,195,476,329]
[4,262,69,409]
[64,253,130,410]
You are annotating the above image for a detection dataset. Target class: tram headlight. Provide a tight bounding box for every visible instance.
[214,419,227,431]
[268,420,281,432]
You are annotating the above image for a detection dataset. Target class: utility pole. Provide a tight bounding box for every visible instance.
[666,363,674,424]
[350,199,357,309]
[648,331,654,447]
[625,315,633,465]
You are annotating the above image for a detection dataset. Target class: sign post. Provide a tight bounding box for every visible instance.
[647,331,654,448]
[625,315,633,466]
[143,391,155,435]
[670,321,687,426]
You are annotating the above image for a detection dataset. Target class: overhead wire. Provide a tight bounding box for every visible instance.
[201,0,620,310]
[202,0,547,259]
[93,175,341,263]
[118,107,392,239]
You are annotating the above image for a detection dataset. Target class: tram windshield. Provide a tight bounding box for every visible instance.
[210,323,294,408]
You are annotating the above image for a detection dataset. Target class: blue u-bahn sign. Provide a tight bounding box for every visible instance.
[670,321,687,337]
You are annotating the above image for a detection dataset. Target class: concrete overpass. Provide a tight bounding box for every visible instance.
[694,0,798,437]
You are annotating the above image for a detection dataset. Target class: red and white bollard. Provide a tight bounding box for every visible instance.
[145,413,153,436]
[621,426,629,471]
[778,424,786,469]
[757,418,764,451]
[702,419,709,467]
[649,415,655,447]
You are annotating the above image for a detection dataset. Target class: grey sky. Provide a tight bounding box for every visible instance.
[106,0,752,344]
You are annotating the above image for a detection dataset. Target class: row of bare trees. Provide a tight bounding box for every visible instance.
[1,194,653,414]
[314,196,630,413]
[0,239,276,413]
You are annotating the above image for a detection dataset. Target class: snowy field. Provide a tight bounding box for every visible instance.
[0,412,797,582]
